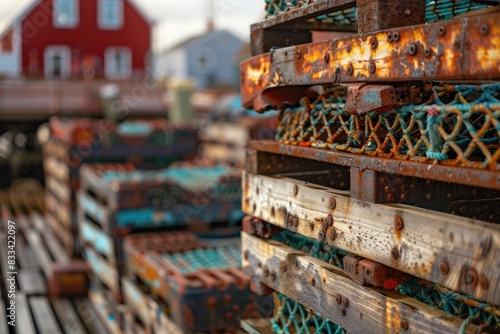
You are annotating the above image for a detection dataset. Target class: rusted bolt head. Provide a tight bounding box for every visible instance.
[270,271,277,281]
[329,197,336,209]
[335,66,340,74]
[293,215,299,227]
[244,250,250,261]
[324,53,330,63]
[293,184,298,196]
[310,277,316,286]
[440,261,449,275]
[325,215,333,227]
[343,298,349,308]
[438,26,446,36]
[281,261,287,272]
[392,32,400,42]
[453,39,460,49]
[465,268,478,286]
[207,297,217,307]
[391,247,399,260]
[368,62,376,74]
[328,230,337,242]
[296,50,301,60]
[317,230,325,242]
[340,306,346,316]
[336,294,342,304]
[424,48,431,57]
[295,260,300,268]
[401,319,409,331]
[263,265,269,277]
[371,38,378,50]
[309,221,315,231]
[479,275,489,289]
[395,216,404,230]
[225,312,234,320]
[387,34,393,42]
[480,25,489,35]
[346,44,352,53]
[387,193,395,202]
[478,236,492,259]
[408,44,417,55]
[346,64,353,76]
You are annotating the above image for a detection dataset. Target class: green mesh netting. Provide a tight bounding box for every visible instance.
[271,293,347,334]
[276,83,500,169]
[269,231,347,333]
[396,279,500,332]
[272,230,347,267]
[270,230,500,332]
[161,243,241,274]
[264,0,489,24]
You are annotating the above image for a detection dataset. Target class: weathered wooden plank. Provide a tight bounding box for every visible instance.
[74,298,111,334]
[0,288,8,334]
[26,231,54,278]
[16,233,39,269]
[240,318,274,334]
[84,247,119,294]
[43,233,70,264]
[51,298,88,334]
[31,212,48,232]
[16,293,37,334]
[242,232,478,334]
[18,269,47,295]
[242,172,500,305]
[29,296,63,334]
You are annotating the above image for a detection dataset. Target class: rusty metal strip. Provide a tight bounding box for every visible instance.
[242,232,480,333]
[241,13,500,111]
[251,0,356,31]
[248,140,500,191]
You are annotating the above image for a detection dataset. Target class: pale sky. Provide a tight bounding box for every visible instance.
[0,0,264,51]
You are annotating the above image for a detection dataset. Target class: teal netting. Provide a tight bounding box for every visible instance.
[265,0,489,24]
[269,231,347,333]
[396,279,500,332]
[161,243,241,274]
[271,293,346,334]
[272,230,347,268]
[276,83,500,169]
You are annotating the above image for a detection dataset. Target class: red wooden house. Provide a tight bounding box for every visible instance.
[0,0,151,79]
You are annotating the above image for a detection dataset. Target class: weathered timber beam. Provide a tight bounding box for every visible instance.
[242,172,500,305]
[242,233,479,334]
[247,141,500,191]
[241,13,500,111]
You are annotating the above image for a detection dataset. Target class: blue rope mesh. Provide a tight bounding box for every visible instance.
[269,231,347,333]
[272,230,347,267]
[277,83,500,168]
[271,293,346,334]
[265,0,489,23]
[161,243,241,274]
[396,279,500,332]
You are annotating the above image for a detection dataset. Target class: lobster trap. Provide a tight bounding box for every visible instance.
[239,0,500,333]
[123,232,273,333]
[43,117,198,256]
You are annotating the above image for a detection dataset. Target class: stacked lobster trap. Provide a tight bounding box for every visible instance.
[239,0,500,333]
[77,160,249,332]
[42,117,198,256]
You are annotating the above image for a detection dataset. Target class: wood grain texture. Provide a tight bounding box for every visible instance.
[240,318,274,334]
[26,231,54,278]
[29,296,62,333]
[16,293,37,334]
[242,172,500,305]
[18,269,47,295]
[51,298,88,334]
[242,232,478,334]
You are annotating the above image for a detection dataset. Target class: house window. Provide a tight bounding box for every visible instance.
[104,47,131,79]
[98,0,124,30]
[44,46,71,78]
[53,0,79,28]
